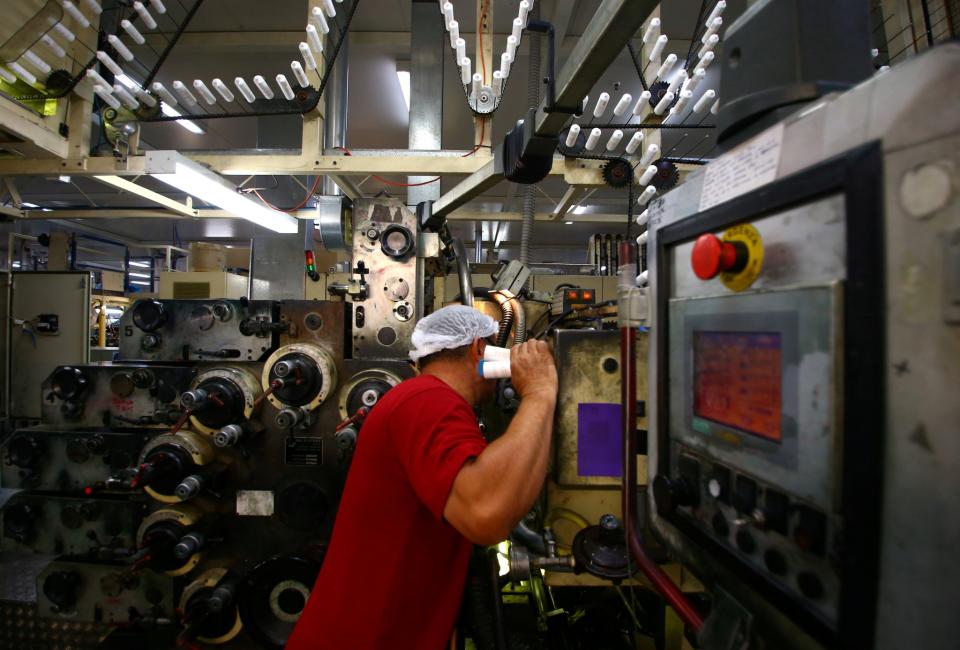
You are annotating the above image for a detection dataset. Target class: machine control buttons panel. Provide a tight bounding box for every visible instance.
[666,446,839,619]
[692,234,748,279]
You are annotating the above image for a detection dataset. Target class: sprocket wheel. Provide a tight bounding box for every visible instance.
[602,158,634,188]
[650,159,680,192]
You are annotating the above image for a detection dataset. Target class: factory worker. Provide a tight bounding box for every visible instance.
[287,305,558,650]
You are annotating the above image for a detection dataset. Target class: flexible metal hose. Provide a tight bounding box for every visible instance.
[491,292,515,347]
[512,295,526,344]
[519,4,541,269]
[450,238,474,307]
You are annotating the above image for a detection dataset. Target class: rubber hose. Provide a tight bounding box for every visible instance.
[463,547,509,650]
[451,238,474,307]
[510,521,546,556]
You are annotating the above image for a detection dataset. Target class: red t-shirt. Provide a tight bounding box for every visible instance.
[286,374,487,650]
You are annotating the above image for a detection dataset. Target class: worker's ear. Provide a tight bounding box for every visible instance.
[471,338,485,362]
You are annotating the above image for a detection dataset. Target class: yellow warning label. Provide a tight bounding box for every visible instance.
[720,223,763,292]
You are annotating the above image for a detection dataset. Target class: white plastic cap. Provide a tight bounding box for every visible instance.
[409,305,499,362]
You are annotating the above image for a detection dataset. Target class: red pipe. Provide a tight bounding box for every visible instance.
[618,243,705,634]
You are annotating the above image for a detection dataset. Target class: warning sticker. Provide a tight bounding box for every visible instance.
[699,123,784,211]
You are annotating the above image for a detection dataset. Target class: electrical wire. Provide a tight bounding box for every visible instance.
[251,175,323,213]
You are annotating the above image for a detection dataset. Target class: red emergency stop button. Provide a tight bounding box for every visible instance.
[691,234,749,280]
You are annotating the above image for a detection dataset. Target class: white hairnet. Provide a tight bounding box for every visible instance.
[409,305,499,362]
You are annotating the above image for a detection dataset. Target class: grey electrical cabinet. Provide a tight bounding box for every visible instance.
[7,272,90,420]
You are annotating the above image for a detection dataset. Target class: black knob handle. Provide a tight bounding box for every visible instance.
[51,367,88,401]
[132,299,167,332]
[653,474,695,516]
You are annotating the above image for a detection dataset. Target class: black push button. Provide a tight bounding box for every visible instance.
[709,464,731,504]
[794,505,827,556]
[763,489,790,535]
[764,549,788,576]
[732,475,757,515]
[797,571,824,600]
[678,455,701,507]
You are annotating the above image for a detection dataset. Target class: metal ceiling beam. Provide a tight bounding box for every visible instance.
[92,176,198,217]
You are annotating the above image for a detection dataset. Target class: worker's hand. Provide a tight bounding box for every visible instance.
[510,340,558,401]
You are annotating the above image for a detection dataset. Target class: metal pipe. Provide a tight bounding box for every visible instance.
[323,25,349,196]
[520,3,541,270]
[450,237,474,307]
[617,242,705,635]
[474,222,483,263]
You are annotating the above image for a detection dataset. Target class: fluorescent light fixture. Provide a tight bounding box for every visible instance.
[161,103,205,135]
[145,151,299,234]
[12,261,21,268]
[129,260,151,267]
[573,205,587,214]
[130,280,152,286]
[58,175,71,183]
[565,221,573,225]
[94,175,197,217]
[128,271,152,278]
[22,202,39,208]
[396,70,410,112]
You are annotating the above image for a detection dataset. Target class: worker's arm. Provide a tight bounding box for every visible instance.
[443,340,558,545]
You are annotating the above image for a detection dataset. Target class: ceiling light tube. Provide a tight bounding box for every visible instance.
[161,104,204,134]
[145,151,298,233]
[120,19,145,44]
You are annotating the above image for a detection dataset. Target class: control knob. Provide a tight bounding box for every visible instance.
[51,367,89,401]
[132,299,168,332]
[652,474,697,516]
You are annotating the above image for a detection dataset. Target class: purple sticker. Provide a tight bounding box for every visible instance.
[577,403,623,477]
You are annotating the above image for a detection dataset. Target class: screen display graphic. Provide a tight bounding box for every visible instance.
[693,331,782,441]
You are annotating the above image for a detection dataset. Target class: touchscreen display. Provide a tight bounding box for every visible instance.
[693,331,782,441]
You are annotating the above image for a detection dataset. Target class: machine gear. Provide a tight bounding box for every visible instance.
[647,81,674,110]
[602,158,634,188]
[650,159,680,192]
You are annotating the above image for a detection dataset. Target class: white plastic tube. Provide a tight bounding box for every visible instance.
[642,18,660,45]
[686,68,706,92]
[625,131,644,154]
[613,93,633,116]
[653,91,674,115]
[694,51,715,74]
[478,360,511,379]
[321,0,336,17]
[112,83,139,109]
[9,62,36,85]
[636,231,648,246]
[632,90,651,116]
[693,88,716,114]
[593,92,610,117]
[299,42,318,70]
[639,143,659,167]
[448,20,458,48]
[702,17,722,43]
[698,34,719,59]
[654,53,677,81]
[675,89,693,112]
[484,345,511,361]
[311,7,330,34]
[86,67,110,89]
[253,75,274,99]
[132,2,157,29]
[635,209,649,227]
[306,24,324,53]
[506,35,519,61]
[291,61,310,87]
[637,185,657,206]
[83,0,102,15]
[581,95,589,113]
[636,270,649,286]
[53,23,76,42]
[40,34,66,58]
[120,20,145,45]
[606,129,624,151]
[584,128,601,150]
[96,51,123,76]
[648,35,667,63]
[565,123,581,147]
[455,37,466,62]
[460,57,471,85]
[212,78,235,102]
[705,1,726,27]
[492,70,503,96]
[511,18,523,42]
[276,74,295,100]
[149,0,166,14]
[93,84,120,109]
[172,80,198,106]
[151,81,178,106]
[638,164,658,186]
[499,52,512,78]
[0,67,16,83]
[107,35,135,61]
[22,50,51,74]
[193,79,216,104]
[63,1,90,28]
[442,2,454,26]
[711,97,720,114]
[519,0,530,25]
[134,86,156,107]
[234,76,256,102]
[471,72,482,98]
[667,70,686,95]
